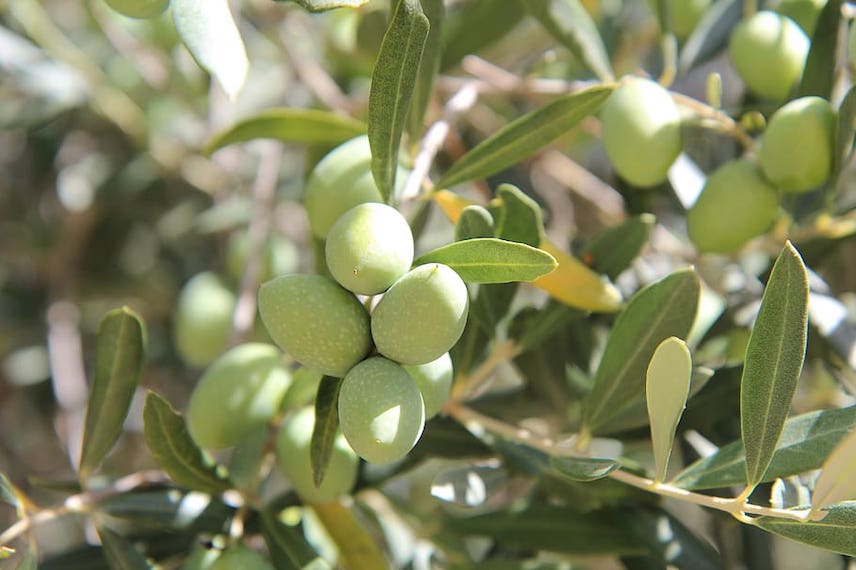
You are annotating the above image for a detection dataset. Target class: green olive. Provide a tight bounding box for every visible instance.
[404,352,453,419]
[687,159,780,253]
[371,263,469,365]
[338,357,425,464]
[104,0,169,19]
[210,545,273,570]
[600,76,682,187]
[649,0,711,39]
[258,274,370,377]
[728,11,809,101]
[759,96,836,193]
[276,406,359,503]
[325,203,414,295]
[187,343,291,449]
[174,272,235,368]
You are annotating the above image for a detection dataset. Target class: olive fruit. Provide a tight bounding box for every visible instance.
[276,406,358,503]
[325,203,414,295]
[104,0,169,19]
[687,159,779,253]
[649,0,711,39]
[404,352,453,419]
[371,263,469,365]
[174,272,235,368]
[728,11,809,101]
[187,343,291,449]
[338,357,426,464]
[226,231,299,285]
[258,274,370,377]
[210,545,273,570]
[600,77,682,187]
[759,96,836,193]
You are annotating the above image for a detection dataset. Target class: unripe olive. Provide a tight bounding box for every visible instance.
[258,274,370,377]
[338,357,426,464]
[174,272,235,368]
[404,352,453,419]
[600,77,682,187]
[104,0,169,19]
[210,545,273,570]
[728,11,809,101]
[226,231,299,285]
[776,0,826,35]
[687,159,779,253]
[187,343,291,449]
[276,406,359,503]
[759,96,836,193]
[325,203,414,295]
[371,263,469,365]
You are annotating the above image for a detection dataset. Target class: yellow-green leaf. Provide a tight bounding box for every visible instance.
[532,240,623,312]
[646,337,692,482]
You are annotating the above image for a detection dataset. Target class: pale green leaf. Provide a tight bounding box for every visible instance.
[311,376,342,488]
[646,337,692,482]
[741,242,809,489]
[413,238,557,283]
[550,456,619,481]
[277,0,369,11]
[79,307,145,483]
[811,427,856,513]
[173,0,248,100]
[754,503,856,556]
[436,85,614,189]
[368,0,429,201]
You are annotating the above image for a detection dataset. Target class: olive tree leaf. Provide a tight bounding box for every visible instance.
[407,0,444,141]
[172,0,248,100]
[581,214,655,280]
[810,427,856,514]
[834,85,856,182]
[79,307,145,483]
[441,0,524,70]
[413,238,557,283]
[368,0,429,202]
[275,0,368,11]
[582,268,699,436]
[525,0,614,82]
[679,0,742,73]
[754,503,856,557]
[204,109,366,155]
[0,473,20,510]
[97,489,233,532]
[435,85,614,189]
[311,376,343,489]
[455,205,494,241]
[646,337,692,482]
[97,527,155,570]
[741,242,809,490]
[532,240,624,313]
[14,550,37,570]
[491,183,543,247]
[550,456,619,482]
[310,502,388,570]
[142,391,231,495]
[260,507,327,570]
[797,0,842,99]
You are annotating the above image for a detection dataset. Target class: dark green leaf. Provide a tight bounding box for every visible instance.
[741,242,809,488]
[455,205,494,241]
[260,507,327,570]
[142,391,231,495]
[679,0,741,73]
[834,85,856,183]
[407,0,444,140]
[97,490,233,533]
[581,214,655,280]
[673,406,856,490]
[414,238,557,283]
[550,456,618,481]
[492,184,543,247]
[450,315,491,376]
[469,283,518,333]
[525,0,614,82]
[97,527,154,570]
[509,300,585,354]
[436,85,614,189]
[582,269,700,436]
[431,464,509,507]
[445,505,648,555]
[368,0,430,201]
[618,508,724,570]
[79,307,146,483]
[277,0,368,12]
[204,109,366,155]
[311,376,342,488]
[441,0,524,70]
[797,0,842,99]
[754,503,856,556]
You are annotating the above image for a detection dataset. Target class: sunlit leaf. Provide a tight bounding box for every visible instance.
[310,502,387,570]
[414,238,557,283]
[754,503,856,556]
[491,184,543,247]
[455,205,494,240]
[532,240,623,312]
[311,376,342,489]
[811,427,856,513]
[647,337,692,482]
[550,456,618,481]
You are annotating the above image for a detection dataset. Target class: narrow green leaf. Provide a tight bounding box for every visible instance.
[142,391,231,495]
[97,527,155,570]
[679,0,741,73]
[436,85,614,189]
[311,376,342,489]
[441,0,524,70]
[646,337,692,482]
[368,0,430,201]
[811,427,856,513]
[581,213,655,280]
[260,507,327,570]
[14,550,37,570]
[797,0,842,99]
[582,268,700,436]
[673,406,856,490]
[407,0,444,140]
[525,0,614,82]
[455,205,494,241]
[550,456,618,481]
[79,307,145,483]
[754,503,856,557]
[172,0,248,100]
[0,473,20,510]
[492,184,543,247]
[204,109,366,155]
[277,0,369,11]
[97,489,232,532]
[834,85,856,183]
[414,238,558,283]
[741,242,809,489]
